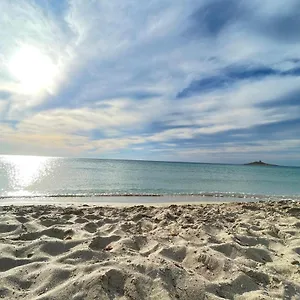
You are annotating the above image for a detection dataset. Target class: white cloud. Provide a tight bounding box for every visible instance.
[0,0,300,162]
[15,97,166,135]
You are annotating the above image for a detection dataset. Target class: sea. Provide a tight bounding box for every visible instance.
[0,155,300,205]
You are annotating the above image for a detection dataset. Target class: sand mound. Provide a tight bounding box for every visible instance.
[0,201,300,299]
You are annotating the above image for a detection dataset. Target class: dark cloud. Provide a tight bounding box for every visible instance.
[250,118,300,136]
[225,66,278,79]
[259,89,300,109]
[259,10,300,43]
[190,0,245,36]
[187,0,300,46]
[282,68,300,76]
[177,75,231,98]
[153,117,300,151]
[176,64,300,98]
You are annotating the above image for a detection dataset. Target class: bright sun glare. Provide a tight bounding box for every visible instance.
[3,155,54,197]
[9,45,57,94]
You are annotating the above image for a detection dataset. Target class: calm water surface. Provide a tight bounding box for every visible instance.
[0,155,300,204]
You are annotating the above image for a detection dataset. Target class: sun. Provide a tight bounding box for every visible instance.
[9,45,58,94]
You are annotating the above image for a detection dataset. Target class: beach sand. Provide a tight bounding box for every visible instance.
[0,201,299,300]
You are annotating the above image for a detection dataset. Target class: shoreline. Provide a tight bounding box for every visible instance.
[0,201,299,299]
[1,194,300,207]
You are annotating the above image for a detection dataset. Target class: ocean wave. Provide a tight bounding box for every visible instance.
[1,192,300,201]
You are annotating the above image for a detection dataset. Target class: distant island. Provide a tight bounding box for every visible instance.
[244,160,278,166]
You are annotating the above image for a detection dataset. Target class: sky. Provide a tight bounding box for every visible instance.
[1,0,300,165]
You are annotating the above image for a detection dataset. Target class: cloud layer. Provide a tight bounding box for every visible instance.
[1,0,300,165]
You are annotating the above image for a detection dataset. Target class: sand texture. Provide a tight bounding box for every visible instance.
[0,201,300,300]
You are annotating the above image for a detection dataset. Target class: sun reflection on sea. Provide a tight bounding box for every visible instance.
[1,155,55,196]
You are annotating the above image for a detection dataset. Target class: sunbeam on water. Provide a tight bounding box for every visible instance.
[0,155,57,197]
[0,156,300,203]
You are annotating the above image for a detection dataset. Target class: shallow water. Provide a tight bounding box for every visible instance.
[1,155,300,204]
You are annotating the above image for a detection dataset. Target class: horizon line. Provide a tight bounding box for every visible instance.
[1,153,298,167]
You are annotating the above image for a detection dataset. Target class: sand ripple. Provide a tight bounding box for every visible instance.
[0,201,300,299]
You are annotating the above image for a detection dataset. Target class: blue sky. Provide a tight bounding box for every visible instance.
[1,0,300,165]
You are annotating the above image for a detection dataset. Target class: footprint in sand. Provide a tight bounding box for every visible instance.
[89,235,121,251]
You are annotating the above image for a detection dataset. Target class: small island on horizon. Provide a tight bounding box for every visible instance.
[244,160,278,166]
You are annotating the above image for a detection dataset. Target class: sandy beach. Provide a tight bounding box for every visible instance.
[0,201,299,300]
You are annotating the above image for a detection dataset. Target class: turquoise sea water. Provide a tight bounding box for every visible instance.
[0,155,300,204]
